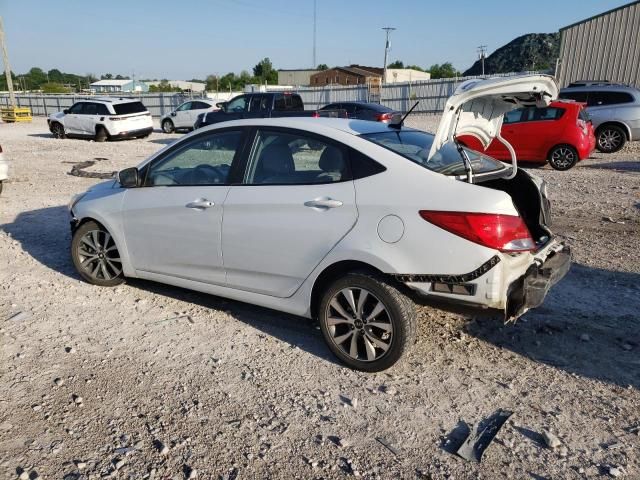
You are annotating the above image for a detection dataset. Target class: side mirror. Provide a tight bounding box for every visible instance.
[117,167,139,188]
[216,102,227,111]
[63,109,69,114]
[170,111,177,117]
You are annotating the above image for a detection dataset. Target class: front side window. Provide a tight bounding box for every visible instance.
[145,130,242,186]
[83,103,98,115]
[244,130,349,185]
[249,95,268,112]
[362,130,505,176]
[177,102,192,111]
[68,103,84,114]
[226,96,247,112]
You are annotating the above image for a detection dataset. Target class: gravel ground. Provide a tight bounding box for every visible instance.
[0,117,638,479]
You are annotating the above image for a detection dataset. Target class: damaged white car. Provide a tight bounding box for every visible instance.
[68,74,570,371]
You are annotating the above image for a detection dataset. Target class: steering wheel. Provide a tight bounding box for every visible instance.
[193,164,225,184]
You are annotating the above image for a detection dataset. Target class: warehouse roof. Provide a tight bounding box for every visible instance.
[560,0,640,31]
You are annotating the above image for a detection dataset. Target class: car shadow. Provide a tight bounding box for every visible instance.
[582,161,640,172]
[27,133,54,138]
[3,205,639,379]
[0,205,338,366]
[461,262,640,390]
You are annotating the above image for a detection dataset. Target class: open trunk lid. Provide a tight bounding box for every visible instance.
[428,75,559,178]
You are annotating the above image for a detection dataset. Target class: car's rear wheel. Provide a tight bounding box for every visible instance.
[95,126,108,143]
[51,122,65,139]
[596,125,626,153]
[71,221,124,286]
[318,272,416,371]
[548,145,578,171]
[162,119,175,133]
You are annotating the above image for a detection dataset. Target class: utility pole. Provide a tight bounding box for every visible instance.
[477,45,487,76]
[382,27,396,85]
[0,16,16,106]
[312,0,317,68]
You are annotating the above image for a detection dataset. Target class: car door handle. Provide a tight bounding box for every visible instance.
[185,199,215,209]
[304,198,343,209]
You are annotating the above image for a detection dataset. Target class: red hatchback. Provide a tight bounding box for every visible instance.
[457,100,596,170]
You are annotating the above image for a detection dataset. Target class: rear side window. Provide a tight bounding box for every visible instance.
[273,94,303,111]
[526,107,565,121]
[96,103,110,115]
[113,101,147,115]
[588,91,634,106]
[244,130,349,185]
[350,149,386,179]
[559,91,588,102]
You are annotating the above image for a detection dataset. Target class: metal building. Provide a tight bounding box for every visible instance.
[557,1,640,87]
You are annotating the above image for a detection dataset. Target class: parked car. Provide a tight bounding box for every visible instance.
[67,75,569,371]
[0,144,7,195]
[194,92,343,129]
[559,83,640,153]
[457,100,596,170]
[160,99,218,133]
[47,98,153,142]
[319,102,401,123]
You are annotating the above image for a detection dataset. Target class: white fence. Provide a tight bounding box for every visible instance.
[0,71,545,117]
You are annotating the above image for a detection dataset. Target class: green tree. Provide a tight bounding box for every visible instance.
[388,60,404,68]
[427,62,460,79]
[405,64,425,72]
[253,57,277,84]
[316,63,329,71]
[102,73,113,80]
[41,82,71,93]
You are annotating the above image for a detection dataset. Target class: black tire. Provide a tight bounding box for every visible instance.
[162,119,175,134]
[71,221,125,287]
[548,144,578,171]
[50,122,66,139]
[318,272,416,372]
[95,126,108,143]
[596,125,626,153]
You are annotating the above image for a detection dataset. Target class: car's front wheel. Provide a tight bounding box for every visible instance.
[596,125,626,153]
[548,145,578,170]
[71,221,125,286]
[50,122,65,139]
[318,272,416,371]
[162,119,175,133]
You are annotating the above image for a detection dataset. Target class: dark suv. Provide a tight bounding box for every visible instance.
[559,83,640,153]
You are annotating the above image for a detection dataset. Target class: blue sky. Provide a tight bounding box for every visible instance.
[0,0,631,79]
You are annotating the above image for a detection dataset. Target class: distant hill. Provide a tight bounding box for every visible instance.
[463,33,560,76]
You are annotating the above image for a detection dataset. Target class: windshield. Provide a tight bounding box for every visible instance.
[361,130,506,176]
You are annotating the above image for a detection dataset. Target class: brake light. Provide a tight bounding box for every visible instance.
[376,112,394,122]
[419,211,535,252]
[312,111,320,118]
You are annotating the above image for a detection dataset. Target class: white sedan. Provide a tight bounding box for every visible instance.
[160,99,218,133]
[0,144,7,195]
[68,75,570,371]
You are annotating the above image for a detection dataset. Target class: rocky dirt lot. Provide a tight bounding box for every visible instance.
[0,117,638,479]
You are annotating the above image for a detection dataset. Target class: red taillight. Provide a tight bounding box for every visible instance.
[577,118,588,135]
[376,112,394,122]
[312,111,320,118]
[419,211,535,252]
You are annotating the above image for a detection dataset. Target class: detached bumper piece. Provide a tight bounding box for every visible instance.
[506,246,571,321]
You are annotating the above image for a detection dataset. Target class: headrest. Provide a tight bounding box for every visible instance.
[318,146,345,172]
[259,144,294,175]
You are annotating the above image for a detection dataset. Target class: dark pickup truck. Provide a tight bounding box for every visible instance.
[194,92,343,129]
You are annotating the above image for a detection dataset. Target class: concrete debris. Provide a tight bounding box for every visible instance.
[542,430,562,449]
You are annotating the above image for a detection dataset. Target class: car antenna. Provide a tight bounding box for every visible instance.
[389,101,419,129]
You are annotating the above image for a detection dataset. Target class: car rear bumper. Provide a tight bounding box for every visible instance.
[0,156,8,181]
[401,240,570,321]
[109,127,153,139]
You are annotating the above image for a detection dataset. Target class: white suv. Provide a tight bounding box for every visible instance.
[48,98,153,142]
[160,99,218,133]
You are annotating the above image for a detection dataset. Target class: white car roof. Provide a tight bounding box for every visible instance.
[201,117,416,137]
[77,97,143,105]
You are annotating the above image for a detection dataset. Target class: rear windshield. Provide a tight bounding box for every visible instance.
[361,130,506,176]
[113,101,147,115]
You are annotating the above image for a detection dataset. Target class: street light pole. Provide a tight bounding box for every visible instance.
[477,45,487,76]
[382,27,396,85]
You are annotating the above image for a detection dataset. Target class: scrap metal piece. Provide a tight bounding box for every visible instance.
[456,409,513,462]
[375,437,400,456]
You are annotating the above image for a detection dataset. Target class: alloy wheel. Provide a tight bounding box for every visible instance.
[325,287,393,362]
[76,229,122,281]
[550,147,575,169]
[52,123,65,138]
[598,129,622,151]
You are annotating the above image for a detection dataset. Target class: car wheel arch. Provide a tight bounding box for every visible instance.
[309,260,392,320]
[73,215,133,276]
[596,121,631,141]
